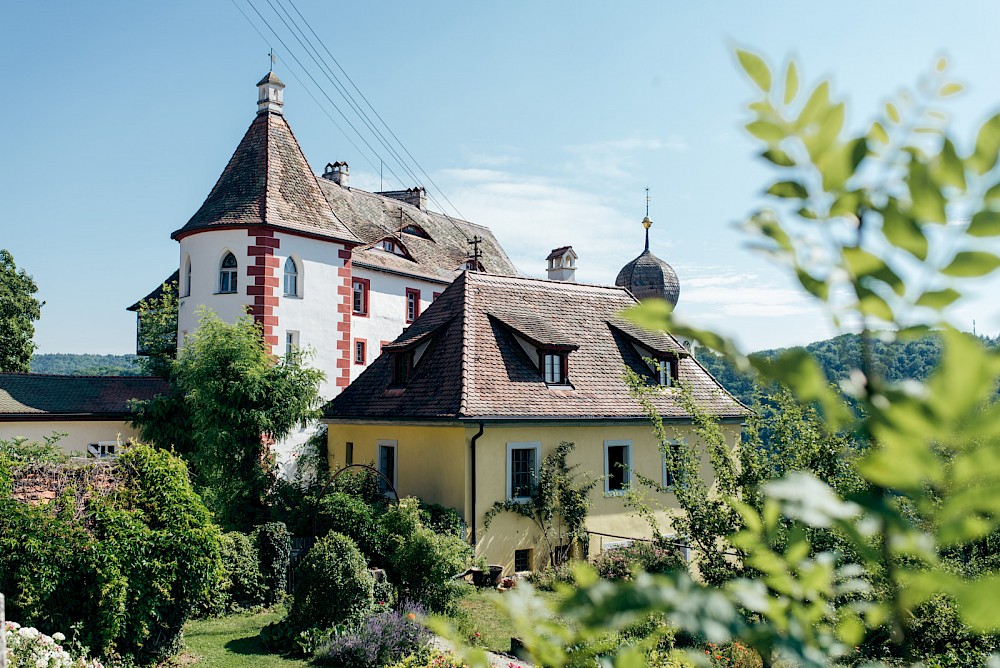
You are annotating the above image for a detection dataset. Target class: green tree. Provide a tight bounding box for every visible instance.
[135,279,179,378]
[131,307,324,530]
[483,441,601,568]
[443,53,1000,668]
[0,249,43,373]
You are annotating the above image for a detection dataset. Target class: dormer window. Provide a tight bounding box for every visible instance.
[382,239,396,252]
[391,350,414,386]
[541,351,568,385]
[401,224,431,239]
[653,357,678,387]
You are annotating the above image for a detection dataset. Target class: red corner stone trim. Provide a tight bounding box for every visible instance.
[334,244,353,392]
[248,230,279,353]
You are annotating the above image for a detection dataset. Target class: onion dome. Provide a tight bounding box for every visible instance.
[615,214,680,308]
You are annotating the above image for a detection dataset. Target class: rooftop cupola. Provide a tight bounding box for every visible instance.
[257,71,285,115]
[615,193,680,307]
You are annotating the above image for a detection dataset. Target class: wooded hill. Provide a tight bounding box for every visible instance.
[698,331,996,407]
[30,353,142,376]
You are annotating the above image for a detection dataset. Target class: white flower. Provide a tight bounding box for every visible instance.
[52,632,65,642]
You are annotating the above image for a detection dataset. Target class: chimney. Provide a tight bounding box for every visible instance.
[323,161,350,187]
[377,186,426,210]
[546,246,578,282]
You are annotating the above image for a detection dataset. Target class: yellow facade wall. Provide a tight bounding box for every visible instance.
[325,420,741,575]
[0,420,140,456]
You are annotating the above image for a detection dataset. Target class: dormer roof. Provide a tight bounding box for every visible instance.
[324,272,748,421]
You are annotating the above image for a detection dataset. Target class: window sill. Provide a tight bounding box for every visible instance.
[545,383,575,390]
[353,311,369,317]
[507,496,532,504]
[604,489,628,498]
[213,291,238,295]
[283,294,302,299]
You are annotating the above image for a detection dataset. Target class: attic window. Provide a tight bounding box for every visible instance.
[391,350,415,386]
[653,357,679,387]
[378,238,410,257]
[464,259,484,272]
[401,224,431,239]
[541,351,568,385]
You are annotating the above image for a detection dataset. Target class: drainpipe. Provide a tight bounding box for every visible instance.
[469,422,485,547]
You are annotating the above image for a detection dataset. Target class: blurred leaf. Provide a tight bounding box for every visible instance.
[881,203,928,259]
[767,180,808,198]
[984,181,1000,203]
[972,111,1000,175]
[762,148,795,167]
[747,120,785,143]
[939,82,963,96]
[936,138,967,191]
[858,291,894,321]
[799,81,831,127]
[909,160,947,223]
[796,267,830,301]
[941,251,1000,277]
[967,210,1000,237]
[936,57,948,72]
[886,102,900,124]
[737,50,772,92]
[869,121,889,144]
[956,576,1000,632]
[784,61,799,105]
[915,288,961,309]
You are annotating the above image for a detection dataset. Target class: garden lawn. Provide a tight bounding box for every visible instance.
[179,609,308,668]
[453,588,561,654]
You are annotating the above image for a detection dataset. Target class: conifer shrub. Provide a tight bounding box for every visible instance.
[287,531,375,631]
[0,444,220,665]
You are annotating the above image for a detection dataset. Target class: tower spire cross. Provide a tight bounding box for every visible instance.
[269,48,276,72]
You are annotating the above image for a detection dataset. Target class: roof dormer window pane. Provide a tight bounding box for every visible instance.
[543,352,565,384]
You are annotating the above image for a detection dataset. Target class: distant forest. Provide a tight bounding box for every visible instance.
[30,353,144,376]
[697,331,999,407]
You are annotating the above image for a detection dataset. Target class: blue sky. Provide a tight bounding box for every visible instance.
[5,1,1000,355]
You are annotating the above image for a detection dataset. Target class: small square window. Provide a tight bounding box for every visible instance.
[514,548,532,572]
[354,339,367,365]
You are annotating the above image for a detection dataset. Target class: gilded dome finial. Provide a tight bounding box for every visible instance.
[642,187,652,250]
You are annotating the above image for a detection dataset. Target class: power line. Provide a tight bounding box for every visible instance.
[284,0,469,224]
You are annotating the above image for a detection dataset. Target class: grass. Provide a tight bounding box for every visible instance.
[178,609,308,668]
[451,587,561,654]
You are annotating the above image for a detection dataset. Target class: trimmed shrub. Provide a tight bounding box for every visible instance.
[379,499,473,612]
[595,541,684,581]
[288,531,374,631]
[254,521,291,604]
[0,444,220,665]
[313,604,431,668]
[419,502,463,537]
[317,491,381,558]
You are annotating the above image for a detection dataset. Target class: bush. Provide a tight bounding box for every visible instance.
[201,531,265,615]
[255,521,291,604]
[317,492,381,557]
[526,560,579,591]
[0,444,220,665]
[379,499,473,612]
[387,651,469,668]
[419,502,463,537]
[702,642,763,668]
[313,604,431,668]
[3,620,104,668]
[594,541,684,581]
[287,531,374,631]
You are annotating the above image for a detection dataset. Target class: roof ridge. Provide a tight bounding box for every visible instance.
[466,271,634,294]
[457,272,471,417]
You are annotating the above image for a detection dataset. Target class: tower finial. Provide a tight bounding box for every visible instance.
[270,48,276,72]
[642,187,652,252]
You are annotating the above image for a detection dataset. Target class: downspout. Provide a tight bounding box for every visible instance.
[469,421,485,547]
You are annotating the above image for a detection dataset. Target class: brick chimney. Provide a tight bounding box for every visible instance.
[377,186,427,210]
[322,161,350,187]
[546,246,578,282]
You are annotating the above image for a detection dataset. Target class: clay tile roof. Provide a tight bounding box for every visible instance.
[546,246,574,260]
[324,272,749,422]
[316,179,518,283]
[171,112,359,244]
[0,374,168,418]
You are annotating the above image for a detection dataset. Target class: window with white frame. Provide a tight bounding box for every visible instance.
[506,442,540,501]
[604,440,631,495]
[654,357,677,387]
[542,351,567,384]
[283,257,299,297]
[219,252,238,293]
[378,440,398,496]
[285,330,299,357]
[662,440,682,488]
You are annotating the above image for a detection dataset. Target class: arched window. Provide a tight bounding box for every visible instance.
[219,252,238,293]
[183,256,192,297]
[283,257,299,297]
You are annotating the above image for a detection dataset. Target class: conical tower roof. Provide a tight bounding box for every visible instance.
[172,75,358,243]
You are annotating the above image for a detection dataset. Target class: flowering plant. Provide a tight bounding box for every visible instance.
[3,621,103,668]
